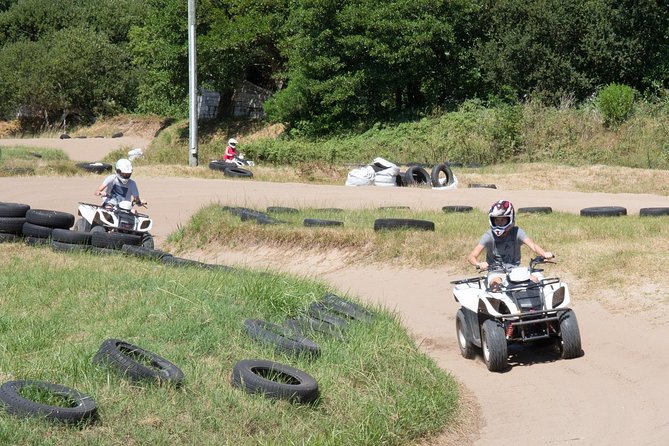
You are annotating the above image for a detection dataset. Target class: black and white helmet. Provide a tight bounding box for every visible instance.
[488,200,515,236]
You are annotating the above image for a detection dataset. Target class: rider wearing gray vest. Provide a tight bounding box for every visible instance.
[467,200,553,291]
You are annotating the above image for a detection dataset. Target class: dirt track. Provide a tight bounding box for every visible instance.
[2,138,669,445]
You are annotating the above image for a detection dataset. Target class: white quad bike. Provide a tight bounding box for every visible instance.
[225,153,255,167]
[76,198,154,249]
[452,256,582,372]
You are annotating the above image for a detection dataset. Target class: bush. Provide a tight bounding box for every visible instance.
[597,83,636,127]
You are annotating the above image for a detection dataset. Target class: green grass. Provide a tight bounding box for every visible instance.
[0,147,80,176]
[0,244,457,445]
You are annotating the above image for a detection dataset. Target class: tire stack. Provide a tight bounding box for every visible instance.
[22,209,75,247]
[0,202,30,243]
[208,161,253,178]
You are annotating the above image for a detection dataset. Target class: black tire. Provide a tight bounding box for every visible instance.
[580,206,627,217]
[303,218,343,227]
[0,217,26,234]
[51,241,90,252]
[91,231,141,249]
[92,339,185,386]
[267,206,298,214]
[140,234,155,249]
[208,161,229,172]
[25,209,75,229]
[76,162,113,174]
[87,245,122,256]
[0,202,30,217]
[160,256,209,268]
[315,208,344,213]
[308,304,349,328]
[468,183,497,189]
[231,359,319,404]
[89,225,107,234]
[559,310,582,359]
[318,294,374,322]
[0,380,97,424]
[0,233,21,243]
[284,316,345,340]
[456,309,476,359]
[430,163,455,187]
[121,244,171,260]
[442,205,473,213]
[403,166,431,186]
[378,206,410,210]
[243,319,321,358]
[373,218,435,232]
[60,133,71,139]
[22,222,53,238]
[224,167,253,178]
[481,319,508,372]
[51,228,91,245]
[74,217,92,233]
[639,207,669,217]
[517,207,553,214]
[111,132,124,138]
[240,210,281,225]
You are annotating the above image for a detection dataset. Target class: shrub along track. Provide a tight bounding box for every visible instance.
[4,175,669,445]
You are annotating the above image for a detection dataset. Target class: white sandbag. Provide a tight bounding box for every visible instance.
[346,165,375,186]
[432,174,459,190]
[374,173,398,187]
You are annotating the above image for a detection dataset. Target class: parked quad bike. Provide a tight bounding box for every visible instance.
[75,198,154,249]
[452,256,582,372]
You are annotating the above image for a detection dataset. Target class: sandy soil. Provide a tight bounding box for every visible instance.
[2,138,669,445]
[0,136,152,162]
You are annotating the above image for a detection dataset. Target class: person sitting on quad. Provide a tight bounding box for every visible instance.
[466,199,553,292]
[95,158,144,209]
[223,138,238,162]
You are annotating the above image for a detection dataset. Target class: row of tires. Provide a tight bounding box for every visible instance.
[0,292,375,424]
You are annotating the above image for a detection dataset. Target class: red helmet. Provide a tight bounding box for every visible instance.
[488,200,515,236]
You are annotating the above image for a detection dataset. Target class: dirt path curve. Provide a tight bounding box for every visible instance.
[3,174,669,445]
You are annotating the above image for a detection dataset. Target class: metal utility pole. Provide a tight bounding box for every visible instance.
[188,0,198,166]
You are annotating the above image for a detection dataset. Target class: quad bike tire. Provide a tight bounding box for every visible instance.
[430,163,455,187]
[481,319,508,372]
[456,309,476,359]
[231,359,319,404]
[0,380,97,424]
[93,339,185,386]
[0,202,30,218]
[243,319,321,358]
[559,310,582,359]
[373,218,435,232]
[25,209,75,229]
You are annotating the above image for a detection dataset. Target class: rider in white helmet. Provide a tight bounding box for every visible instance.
[224,138,238,162]
[466,199,553,291]
[95,158,144,208]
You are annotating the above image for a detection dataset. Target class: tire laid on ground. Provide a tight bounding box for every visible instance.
[517,207,553,214]
[0,217,26,234]
[224,167,253,178]
[91,231,141,249]
[267,206,298,214]
[0,233,21,243]
[284,317,345,340]
[640,207,669,217]
[25,209,75,229]
[243,319,320,358]
[442,205,473,213]
[231,359,319,404]
[0,380,97,424]
[430,163,455,187]
[93,339,185,386]
[121,244,172,260]
[481,319,508,372]
[559,310,582,359]
[51,228,91,245]
[239,210,281,225]
[580,206,627,217]
[403,166,431,186]
[208,161,230,172]
[308,305,349,329]
[373,218,435,232]
[456,309,476,359]
[303,218,343,227]
[468,183,497,189]
[22,222,53,238]
[76,162,113,174]
[0,202,30,218]
[378,206,410,211]
[51,241,90,252]
[318,293,374,322]
[315,208,344,213]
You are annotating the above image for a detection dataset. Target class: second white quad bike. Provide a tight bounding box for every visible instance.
[76,200,154,248]
[452,256,582,372]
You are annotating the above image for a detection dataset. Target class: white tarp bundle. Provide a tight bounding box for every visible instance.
[345,165,376,186]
